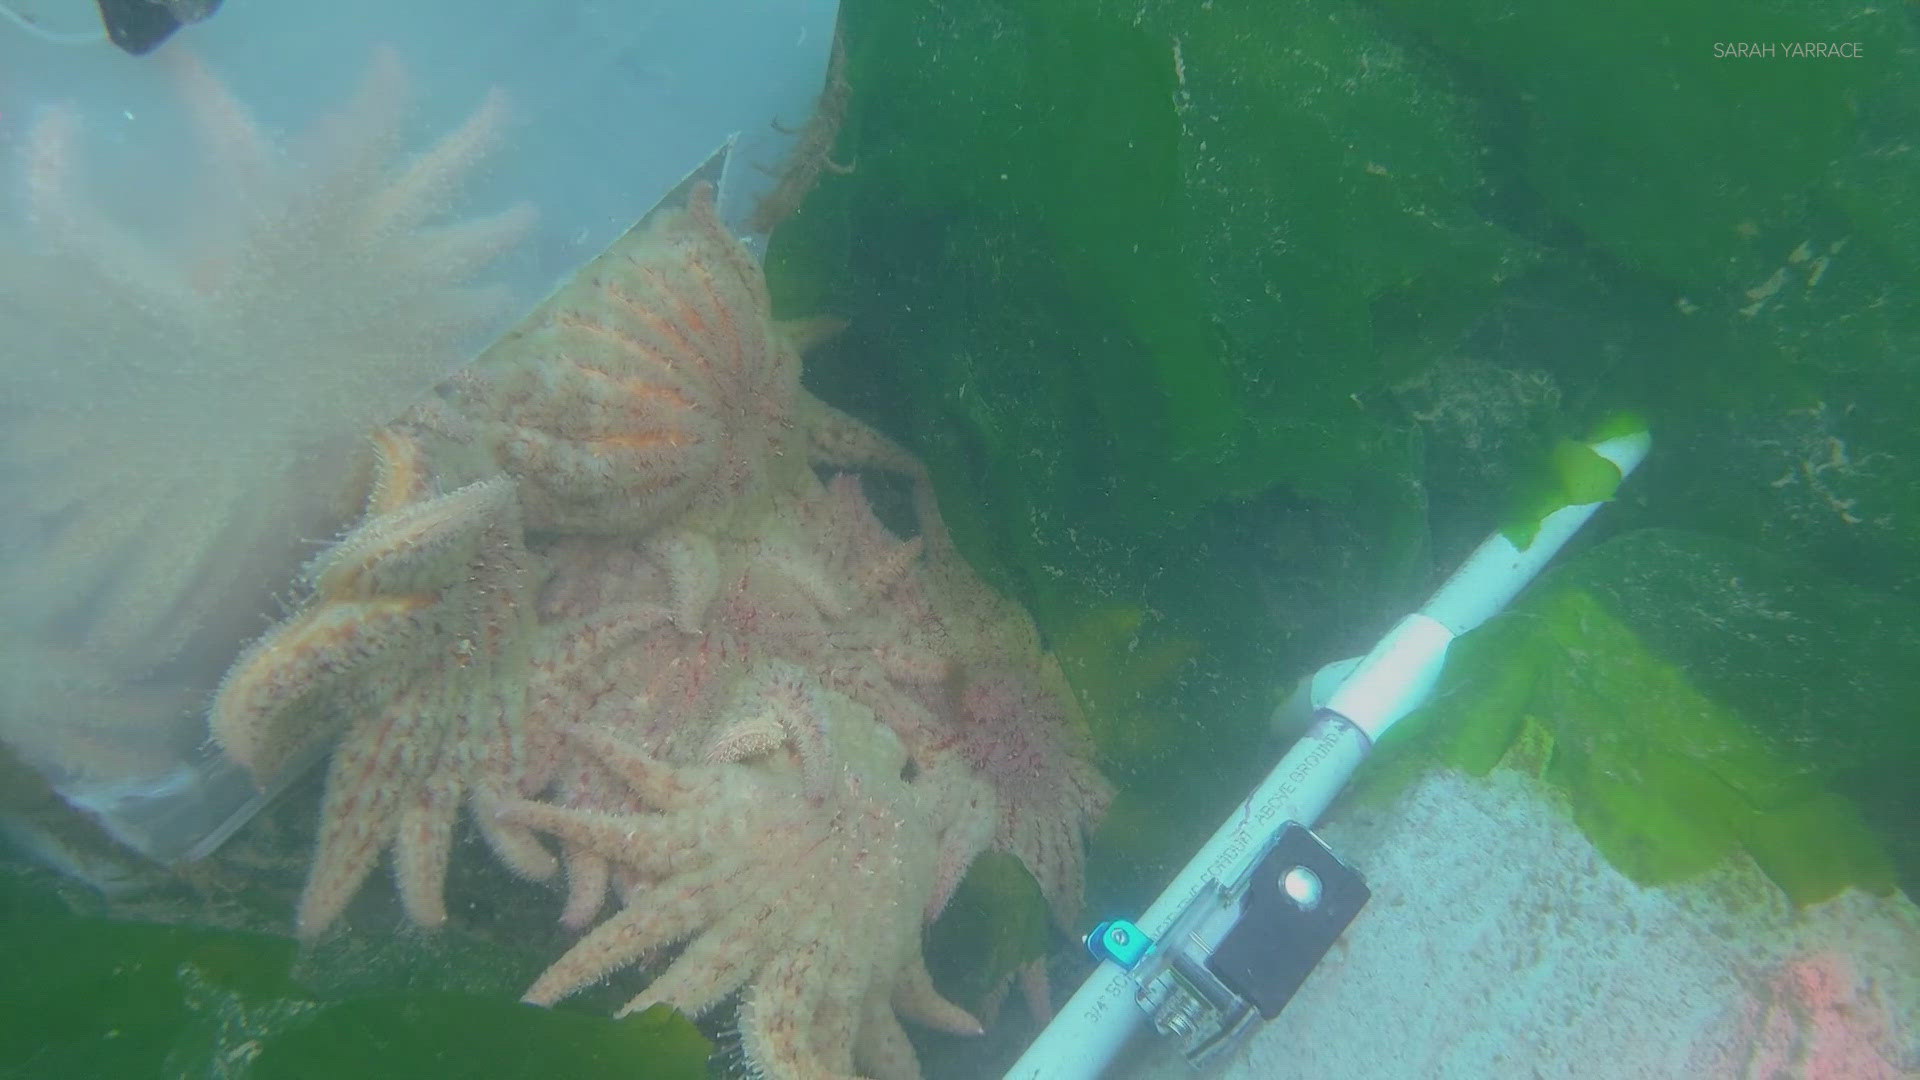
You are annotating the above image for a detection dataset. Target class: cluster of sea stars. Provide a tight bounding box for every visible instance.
[210,183,1112,1079]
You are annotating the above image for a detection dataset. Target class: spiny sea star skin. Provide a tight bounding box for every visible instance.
[953,664,1115,932]
[747,27,853,235]
[796,390,932,483]
[510,463,1112,939]
[196,167,1115,1072]
[886,474,1116,933]
[211,430,553,937]
[432,182,803,536]
[512,480,958,932]
[524,473,941,762]
[500,672,994,1080]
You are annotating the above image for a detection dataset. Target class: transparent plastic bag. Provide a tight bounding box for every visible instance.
[0,0,839,861]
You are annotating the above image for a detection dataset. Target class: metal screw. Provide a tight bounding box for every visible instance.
[1281,865,1323,910]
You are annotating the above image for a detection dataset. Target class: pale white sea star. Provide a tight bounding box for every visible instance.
[500,664,994,1080]
[211,429,553,937]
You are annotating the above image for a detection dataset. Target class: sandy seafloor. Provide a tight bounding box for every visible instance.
[1120,769,1919,1079]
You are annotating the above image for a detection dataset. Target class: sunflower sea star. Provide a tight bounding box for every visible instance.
[952,663,1115,933]
[423,183,805,537]
[211,429,552,937]
[203,177,1114,1077]
[0,50,532,805]
[501,677,994,1080]
[2,47,531,682]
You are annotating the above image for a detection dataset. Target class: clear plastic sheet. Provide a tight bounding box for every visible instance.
[0,0,838,861]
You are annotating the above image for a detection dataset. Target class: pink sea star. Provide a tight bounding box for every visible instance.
[500,668,994,1080]
[950,663,1115,932]
[211,429,554,937]
[428,183,804,535]
[200,173,1116,1074]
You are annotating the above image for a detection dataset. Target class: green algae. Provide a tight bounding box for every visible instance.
[771,0,1920,922]
[250,998,707,1080]
[1380,0,1916,294]
[1356,529,1912,904]
[1499,437,1626,548]
[789,0,1527,573]
[926,852,1052,1014]
[0,869,710,1080]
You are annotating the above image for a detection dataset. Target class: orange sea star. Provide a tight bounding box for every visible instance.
[428,183,804,536]
[211,429,553,936]
[196,172,1116,1075]
[502,672,994,1080]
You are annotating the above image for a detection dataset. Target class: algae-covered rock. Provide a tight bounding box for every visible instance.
[774,0,1920,926]
[1360,528,1916,903]
[800,0,1528,562]
[1384,0,1918,294]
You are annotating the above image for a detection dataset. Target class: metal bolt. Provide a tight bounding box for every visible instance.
[1281,865,1323,910]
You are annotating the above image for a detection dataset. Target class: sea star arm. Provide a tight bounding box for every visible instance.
[444,183,802,535]
[212,452,547,938]
[796,390,927,480]
[520,886,715,1007]
[559,723,720,811]
[493,797,718,878]
[617,894,784,1019]
[644,528,721,631]
[892,951,984,1036]
[701,661,837,798]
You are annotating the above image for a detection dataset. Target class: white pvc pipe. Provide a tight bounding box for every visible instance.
[1004,712,1371,1080]
[1004,429,1651,1080]
[1425,431,1651,636]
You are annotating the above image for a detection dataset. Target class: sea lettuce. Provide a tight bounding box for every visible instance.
[1360,529,1911,903]
[0,869,709,1080]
